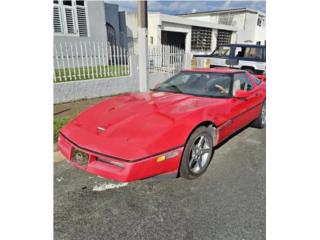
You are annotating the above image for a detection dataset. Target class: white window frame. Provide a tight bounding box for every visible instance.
[53,0,90,37]
[63,4,78,35]
[53,2,64,35]
[76,3,90,37]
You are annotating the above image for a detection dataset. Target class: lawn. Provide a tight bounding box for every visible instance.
[54,65,129,82]
[54,115,75,143]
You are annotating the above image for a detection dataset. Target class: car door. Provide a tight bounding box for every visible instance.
[229,72,260,132]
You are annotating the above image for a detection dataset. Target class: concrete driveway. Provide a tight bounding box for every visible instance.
[54,127,265,240]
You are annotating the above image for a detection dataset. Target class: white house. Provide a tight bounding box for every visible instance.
[53,0,127,48]
[178,8,266,45]
[126,12,238,55]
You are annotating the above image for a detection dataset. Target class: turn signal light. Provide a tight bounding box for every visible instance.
[156,156,166,162]
[156,151,179,162]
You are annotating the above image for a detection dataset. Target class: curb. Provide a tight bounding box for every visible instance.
[54,150,65,163]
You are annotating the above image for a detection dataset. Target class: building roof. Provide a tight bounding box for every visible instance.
[177,8,266,17]
[150,12,238,31]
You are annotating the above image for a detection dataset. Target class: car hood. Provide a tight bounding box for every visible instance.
[61,91,223,160]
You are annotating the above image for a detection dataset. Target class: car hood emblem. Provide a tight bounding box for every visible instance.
[97,126,106,132]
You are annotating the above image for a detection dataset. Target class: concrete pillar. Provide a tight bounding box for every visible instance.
[185,32,191,53]
[137,0,149,92]
[211,29,218,51]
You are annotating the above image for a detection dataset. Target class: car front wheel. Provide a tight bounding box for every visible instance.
[179,126,214,179]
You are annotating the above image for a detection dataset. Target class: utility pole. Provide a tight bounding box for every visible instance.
[137,0,148,92]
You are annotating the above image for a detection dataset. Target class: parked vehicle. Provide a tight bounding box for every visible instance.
[194,44,266,74]
[58,68,266,182]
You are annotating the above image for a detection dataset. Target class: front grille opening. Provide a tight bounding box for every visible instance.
[71,148,89,166]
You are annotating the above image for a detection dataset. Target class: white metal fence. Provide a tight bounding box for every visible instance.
[53,41,185,83]
[148,45,185,75]
[53,41,131,82]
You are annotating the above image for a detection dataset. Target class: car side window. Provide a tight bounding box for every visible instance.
[244,47,263,60]
[233,73,254,95]
[235,47,245,58]
[212,46,231,57]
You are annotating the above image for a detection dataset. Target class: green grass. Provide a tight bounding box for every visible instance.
[54,65,129,82]
[54,115,75,143]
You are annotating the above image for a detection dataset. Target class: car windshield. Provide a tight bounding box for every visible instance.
[212,46,231,56]
[152,72,232,98]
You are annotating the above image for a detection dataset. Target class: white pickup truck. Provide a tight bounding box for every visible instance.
[193,44,266,74]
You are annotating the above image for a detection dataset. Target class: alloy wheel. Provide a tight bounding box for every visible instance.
[189,135,212,174]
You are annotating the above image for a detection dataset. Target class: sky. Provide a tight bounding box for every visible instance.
[107,0,266,15]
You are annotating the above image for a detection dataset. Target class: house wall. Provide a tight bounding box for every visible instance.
[146,13,236,54]
[125,12,238,56]
[125,12,139,53]
[119,12,128,49]
[238,12,258,44]
[181,10,266,45]
[161,22,192,52]
[148,14,161,47]
[181,15,212,22]
[182,13,246,29]
[54,0,107,45]
[54,0,107,66]
[254,16,266,44]
[104,3,120,45]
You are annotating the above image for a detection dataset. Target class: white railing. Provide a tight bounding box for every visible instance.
[148,44,185,75]
[53,41,131,82]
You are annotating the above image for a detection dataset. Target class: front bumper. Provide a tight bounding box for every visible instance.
[57,133,183,182]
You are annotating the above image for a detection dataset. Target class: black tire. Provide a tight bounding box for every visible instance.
[252,101,266,129]
[179,126,214,179]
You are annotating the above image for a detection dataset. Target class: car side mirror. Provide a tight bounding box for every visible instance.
[234,90,249,99]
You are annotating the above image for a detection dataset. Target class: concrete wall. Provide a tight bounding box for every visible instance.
[54,75,136,103]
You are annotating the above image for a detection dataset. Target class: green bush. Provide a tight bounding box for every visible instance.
[54,116,74,143]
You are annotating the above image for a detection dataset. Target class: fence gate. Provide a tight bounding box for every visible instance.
[148,44,185,75]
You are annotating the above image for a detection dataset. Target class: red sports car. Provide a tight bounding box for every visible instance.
[58,68,266,182]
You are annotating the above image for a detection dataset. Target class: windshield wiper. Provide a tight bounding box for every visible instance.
[151,85,182,93]
[167,85,182,93]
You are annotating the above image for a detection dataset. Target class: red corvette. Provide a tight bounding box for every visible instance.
[58,68,266,182]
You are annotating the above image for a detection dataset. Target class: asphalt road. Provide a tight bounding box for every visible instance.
[54,127,265,240]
